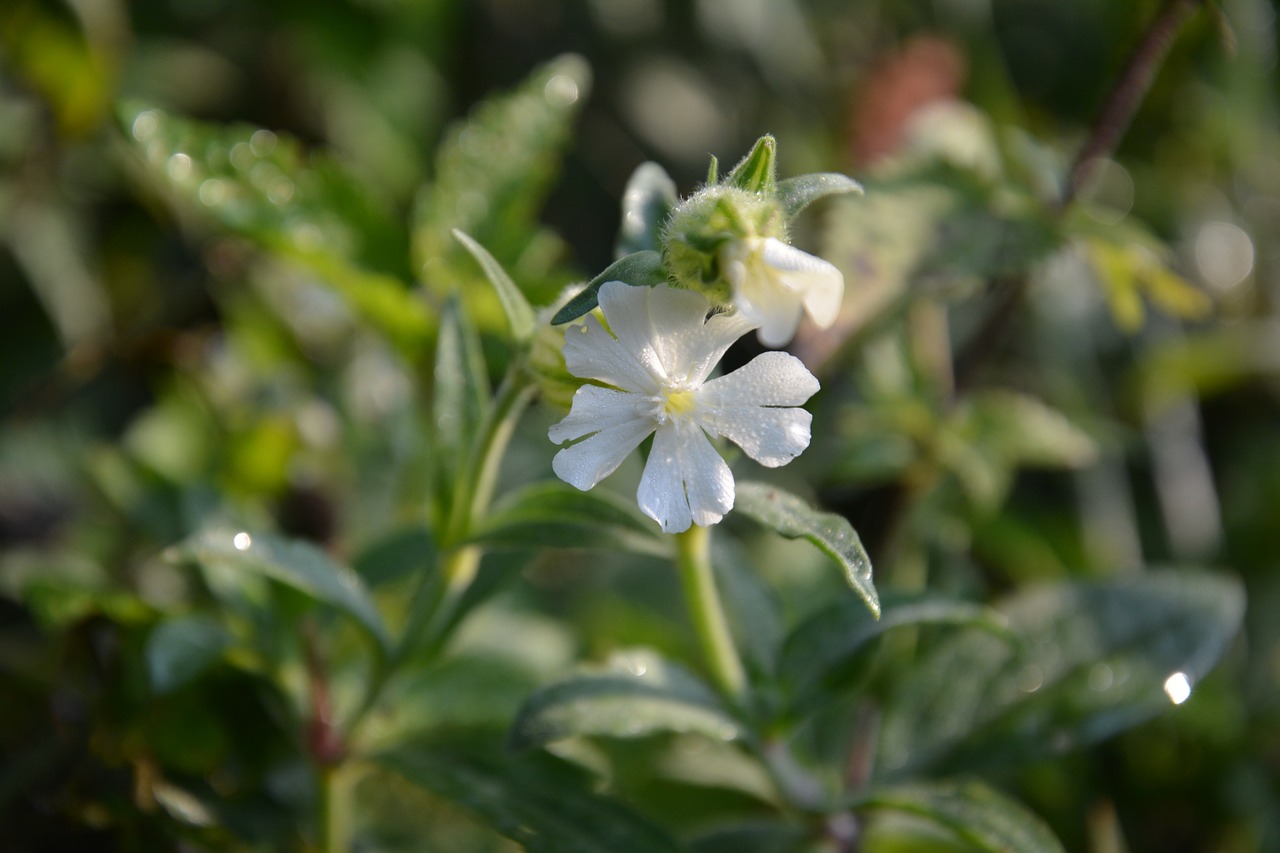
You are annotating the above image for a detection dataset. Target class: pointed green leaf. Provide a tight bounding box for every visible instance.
[509,649,743,751]
[146,614,233,693]
[452,229,536,342]
[468,481,672,559]
[858,780,1064,853]
[781,597,1009,710]
[876,571,1245,777]
[352,525,437,588]
[378,740,683,853]
[734,482,879,617]
[433,294,489,517]
[551,250,667,324]
[777,173,864,219]
[616,163,678,257]
[725,135,777,194]
[414,54,590,299]
[169,527,390,651]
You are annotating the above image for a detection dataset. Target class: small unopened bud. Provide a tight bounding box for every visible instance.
[661,185,786,305]
[529,284,591,411]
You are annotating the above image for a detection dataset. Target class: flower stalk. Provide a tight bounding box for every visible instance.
[674,524,746,701]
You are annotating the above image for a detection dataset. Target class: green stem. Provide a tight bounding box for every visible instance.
[317,765,348,853]
[345,369,534,740]
[674,525,747,701]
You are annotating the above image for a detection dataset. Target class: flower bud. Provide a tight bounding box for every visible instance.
[528,283,591,411]
[661,184,787,305]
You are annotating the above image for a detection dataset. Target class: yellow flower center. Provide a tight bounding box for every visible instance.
[663,387,697,417]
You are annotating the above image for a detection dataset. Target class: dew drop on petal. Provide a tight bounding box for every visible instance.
[1164,671,1192,705]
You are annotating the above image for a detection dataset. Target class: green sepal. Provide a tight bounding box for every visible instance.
[551,250,667,325]
[725,135,777,195]
[776,172,864,220]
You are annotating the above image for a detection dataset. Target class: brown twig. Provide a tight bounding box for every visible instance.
[1061,0,1207,210]
[955,0,1207,391]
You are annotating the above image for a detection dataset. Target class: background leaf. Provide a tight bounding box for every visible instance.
[875,571,1245,778]
[414,54,590,312]
[780,596,1008,712]
[146,614,233,694]
[469,481,672,559]
[509,648,742,751]
[859,780,1065,853]
[170,526,390,651]
[378,738,684,853]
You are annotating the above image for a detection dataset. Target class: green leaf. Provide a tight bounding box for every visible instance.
[414,54,590,305]
[711,536,785,678]
[876,571,1245,778]
[781,597,1008,711]
[509,648,743,751]
[616,162,678,257]
[690,823,812,853]
[169,526,390,651]
[551,250,668,324]
[777,173,864,220]
[957,391,1097,470]
[351,525,437,588]
[433,294,489,517]
[452,229,536,342]
[734,482,879,618]
[858,780,1064,853]
[146,614,233,693]
[725,135,777,195]
[120,105,429,355]
[469,481,672,559]
[379,739,684,853]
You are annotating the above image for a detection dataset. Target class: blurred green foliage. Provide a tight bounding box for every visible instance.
[2,0,1278,851]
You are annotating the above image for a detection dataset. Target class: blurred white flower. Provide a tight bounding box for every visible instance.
[549,282,819,533]
[721,236,844,347]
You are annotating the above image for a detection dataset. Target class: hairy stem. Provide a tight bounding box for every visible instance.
[674,524,747,701]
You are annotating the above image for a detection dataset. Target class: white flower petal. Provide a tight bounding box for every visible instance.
[698,406,813,467]
[684,309,759,384]
[598,282,708,384]
[548,385,644,443]
[724,237,845,346]
[551,415,655,491]
[758,238,844,329]
[562,312,660,393]
[699,351,820,408]
[637,420,734,533]
[549,386,654,490]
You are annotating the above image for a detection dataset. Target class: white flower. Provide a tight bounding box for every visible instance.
[721,236,844,348]
[549,282,820,534]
